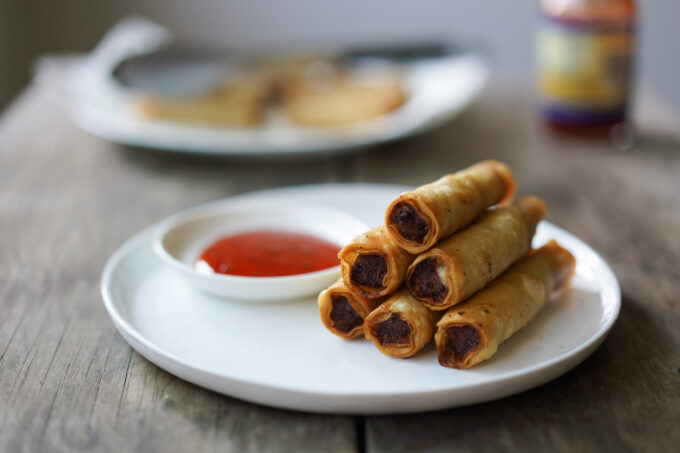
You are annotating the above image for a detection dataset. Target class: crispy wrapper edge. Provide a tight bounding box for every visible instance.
[339,226,415,298]
[406,197,546,310]
[435,241,576,369]
[318,279,384,339]
[407,197,545,310]
[384,160,517,254]
[363,289,443,358]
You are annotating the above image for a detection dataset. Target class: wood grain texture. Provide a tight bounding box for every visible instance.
[358,81,680,452]
[0,84,356,453]
[1,73,678,452]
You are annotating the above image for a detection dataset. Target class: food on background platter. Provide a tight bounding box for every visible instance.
[385,160,516,254]
[317,160,575,369]
[135,56,405,127]
[406,196,546,310]
[318,279,385,339]
[281,68,405,126]
[363,289,443,358]
[252,54,343,95]
[338,226,415,298]
[196,230,340,277]
[436,241,576,369]
[138,74,270,127]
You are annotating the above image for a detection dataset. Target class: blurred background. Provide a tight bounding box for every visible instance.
[0,0,678,111]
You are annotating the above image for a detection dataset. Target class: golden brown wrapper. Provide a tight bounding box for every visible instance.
[318,279,385,339]
[339,226,416,298]
[363,289,443,358]
[138,75,269,127]
[282,70,405,126]
[406,196,546,310]
[435,241,576,369]
[385,160,516,254]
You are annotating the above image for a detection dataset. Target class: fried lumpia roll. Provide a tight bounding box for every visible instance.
[435,240,576,369]
[318,279,385,339]
[363,289,443,358]
[406,196,546,310]
[385,160,516,254]
[339,226,416,298]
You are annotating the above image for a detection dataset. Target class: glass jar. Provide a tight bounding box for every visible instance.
[535,0,637,130]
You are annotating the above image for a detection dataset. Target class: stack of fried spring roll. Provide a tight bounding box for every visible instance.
[318,160,575,368]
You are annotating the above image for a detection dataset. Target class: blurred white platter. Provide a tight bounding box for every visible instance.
[69,19,488,157]
[101,183,621,414]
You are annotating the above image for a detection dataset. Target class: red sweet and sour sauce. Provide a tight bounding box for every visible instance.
[196,230,341,277]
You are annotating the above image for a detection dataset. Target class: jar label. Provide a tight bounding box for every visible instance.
[536,17,633,123]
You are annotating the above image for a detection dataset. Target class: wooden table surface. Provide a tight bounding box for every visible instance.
[1,73,679,452]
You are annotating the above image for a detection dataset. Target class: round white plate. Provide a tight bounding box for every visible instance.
[70,20,489,157]
[101,184,620,414]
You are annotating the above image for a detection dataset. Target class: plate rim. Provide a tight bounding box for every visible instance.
[100,183,621,413]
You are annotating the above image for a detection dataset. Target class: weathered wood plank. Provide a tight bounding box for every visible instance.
[0,83,357,453]
[361,81,680,452]
[1,72,678,452]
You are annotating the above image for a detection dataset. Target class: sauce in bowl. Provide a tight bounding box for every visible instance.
[196,230,341,277]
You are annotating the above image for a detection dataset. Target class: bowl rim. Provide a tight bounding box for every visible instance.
[152,197,368,283]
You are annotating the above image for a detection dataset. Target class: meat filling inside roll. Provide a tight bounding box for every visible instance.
[439,324,481,364]
[435,240,576,369]
[363,289,442,358]
[339,226,416,298]
[389,201,429,243]
[408,257,448,303]
[350,254,388,288]
[319,279,385,339]
[372,313,411,345]
[384,160,516,254]
[405,196,546,310]
[329,295,364,333]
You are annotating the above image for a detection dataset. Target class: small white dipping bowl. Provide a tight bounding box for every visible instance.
[152,198,368,301]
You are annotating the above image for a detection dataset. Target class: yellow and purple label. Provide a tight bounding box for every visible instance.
[536,15,634,125]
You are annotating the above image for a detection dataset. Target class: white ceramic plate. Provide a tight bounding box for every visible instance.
[70,19,489,157]
[101,184,620,414]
